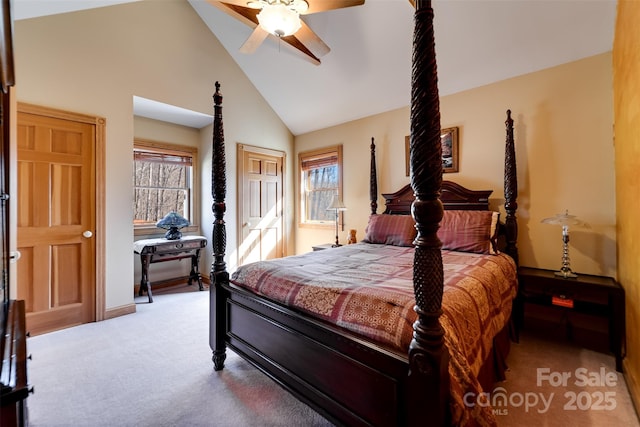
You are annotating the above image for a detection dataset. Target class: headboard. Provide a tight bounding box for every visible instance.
[368,107,518,266]
[382,181,492,215]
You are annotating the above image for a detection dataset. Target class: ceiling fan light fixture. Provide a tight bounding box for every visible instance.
[257,3,302,37]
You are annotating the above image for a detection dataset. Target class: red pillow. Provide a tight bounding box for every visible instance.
[438,210,499,254]
[363,214,417,247]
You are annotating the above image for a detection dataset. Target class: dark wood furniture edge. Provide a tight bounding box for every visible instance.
[407,8,448,421]
[1,4,30,425]
[0,300,29,426]
[0,0,15,92]
[209,82,228,372]
[369,137,377,215]
[503,110,519,265]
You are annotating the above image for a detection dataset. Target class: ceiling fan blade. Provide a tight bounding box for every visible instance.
[206,1,259,27]
[293,20,330,58]
[239,26,269,54]
[211,0,252,7]
[278,33,321,65]
[303,0,365,15]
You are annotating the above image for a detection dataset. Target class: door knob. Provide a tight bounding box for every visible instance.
[83,230,93,238]
[10,250,21,263]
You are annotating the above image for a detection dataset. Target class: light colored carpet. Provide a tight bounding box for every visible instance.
[25,284,639,426]
[26,286,331,427]
[499,331,638,426]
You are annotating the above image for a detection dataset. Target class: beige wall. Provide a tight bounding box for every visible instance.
[296,53,616,279]
[613,0,640,411]
[13,0,294,313]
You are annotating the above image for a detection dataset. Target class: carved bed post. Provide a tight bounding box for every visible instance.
[503,110,519,265]
[209,82,228,371]
[370,137,378,215]
[407,1,449,426]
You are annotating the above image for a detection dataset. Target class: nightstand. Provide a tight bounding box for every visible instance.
[312,243,336,251]
[515,267,625,372]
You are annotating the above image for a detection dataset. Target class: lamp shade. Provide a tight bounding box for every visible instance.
[326,195,346,247]
[327,195,347,211]
[541,210,588,228]
[156,212,190,240]
[156,212,190,229]
[257,4,302,37]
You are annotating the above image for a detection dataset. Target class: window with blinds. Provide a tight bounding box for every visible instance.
[299,145,343,226]
[133,140,197,232]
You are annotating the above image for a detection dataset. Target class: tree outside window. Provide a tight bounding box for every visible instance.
[299,145,343,227]
[133,140,198,236]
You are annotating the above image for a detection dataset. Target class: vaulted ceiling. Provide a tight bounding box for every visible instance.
[13,0,617,135]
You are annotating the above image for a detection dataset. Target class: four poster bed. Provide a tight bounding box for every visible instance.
[209,2,519,426]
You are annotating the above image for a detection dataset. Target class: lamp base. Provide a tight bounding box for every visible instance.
[554,268,578,279]
[164,227,182,240]
[331,244,342,248]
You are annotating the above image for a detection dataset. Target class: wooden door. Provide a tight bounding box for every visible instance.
[16,110,96,335]
[238,144,285,266]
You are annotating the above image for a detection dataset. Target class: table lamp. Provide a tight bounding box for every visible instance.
[326,195,347,247]
[156,211,190,240]
[541,210,588,278]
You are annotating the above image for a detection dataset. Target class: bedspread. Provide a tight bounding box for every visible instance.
[230,242,518,426]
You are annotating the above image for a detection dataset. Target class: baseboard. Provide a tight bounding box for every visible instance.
[623,358,640,419]
[104,303,136,320]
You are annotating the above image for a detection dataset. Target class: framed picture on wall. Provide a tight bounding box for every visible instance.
[405,127,459,176]
[440,127,459,173]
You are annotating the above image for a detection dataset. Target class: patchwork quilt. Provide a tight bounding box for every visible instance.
[230,242,518,426]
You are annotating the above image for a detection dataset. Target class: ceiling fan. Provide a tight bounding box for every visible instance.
[206,0,365,65]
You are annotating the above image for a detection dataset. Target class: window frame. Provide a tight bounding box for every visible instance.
[298,145,343,229]
[133,138,200,237]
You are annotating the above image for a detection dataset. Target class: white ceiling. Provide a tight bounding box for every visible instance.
[13,0,617,134]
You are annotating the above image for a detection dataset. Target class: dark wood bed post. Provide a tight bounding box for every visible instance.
[209,82,228,371]
[406,1,449,426]
[369,137,378,215]
[503,110,519,265]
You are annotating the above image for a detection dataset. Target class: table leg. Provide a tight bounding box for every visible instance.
[140,254,153,303]
[188,250,204,291]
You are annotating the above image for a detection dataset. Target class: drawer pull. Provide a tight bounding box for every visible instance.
[552,296,574,308]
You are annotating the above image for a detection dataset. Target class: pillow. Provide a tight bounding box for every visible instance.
[437,210,500,254]
[363,214,417,247]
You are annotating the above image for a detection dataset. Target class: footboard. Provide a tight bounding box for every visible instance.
[215,281,412,426]
[204,81,411,425]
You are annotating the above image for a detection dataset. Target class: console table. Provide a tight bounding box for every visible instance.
[133,236,207,303]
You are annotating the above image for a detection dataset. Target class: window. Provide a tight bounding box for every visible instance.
[299,145,343,227]
[133,139,199,236]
